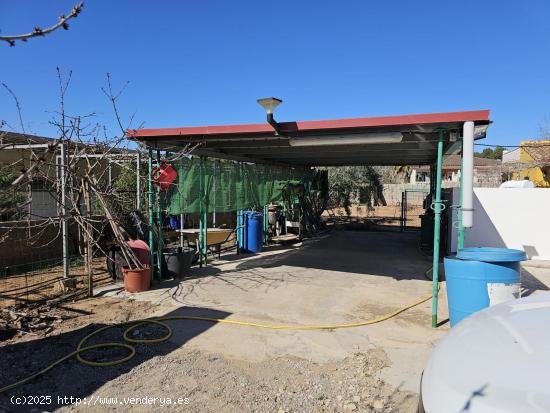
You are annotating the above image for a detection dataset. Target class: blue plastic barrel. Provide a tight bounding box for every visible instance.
[242,211,263,253]
[444,247,526,326]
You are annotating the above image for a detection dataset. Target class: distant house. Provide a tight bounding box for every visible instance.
[508,140,550,187]
[502,148,520,163]
[411,155,502,187]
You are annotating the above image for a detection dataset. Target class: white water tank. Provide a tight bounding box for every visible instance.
[499,180,535,188]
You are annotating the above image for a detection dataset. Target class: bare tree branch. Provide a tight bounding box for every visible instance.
[2,83,25,133]
[0,1,84,47]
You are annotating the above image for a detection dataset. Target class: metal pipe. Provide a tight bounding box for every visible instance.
[457,146,465,250]
[1,143,50,150]
[266,113,282,135]
[203,157,208,266]
[431,129,445,328]
[60,142,69,279]
[148,148,154,281]
[237,210,242,254]
[136,151,141,210]
[266,205,269,243]
[462,121,475,228]
[156,150,163,280]
[198,157,203,267]
[213,160,217,227]
[180,213,184,248]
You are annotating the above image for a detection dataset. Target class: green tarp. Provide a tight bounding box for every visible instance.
[166,158,315,214]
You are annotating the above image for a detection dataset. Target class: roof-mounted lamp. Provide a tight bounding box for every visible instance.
[257,97,283,135]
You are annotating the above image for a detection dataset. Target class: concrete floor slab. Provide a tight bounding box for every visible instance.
[95,230,550,394]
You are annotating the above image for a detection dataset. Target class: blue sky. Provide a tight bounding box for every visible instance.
[1,0,550,147]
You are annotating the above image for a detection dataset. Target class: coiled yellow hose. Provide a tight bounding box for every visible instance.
[0,289,434,393]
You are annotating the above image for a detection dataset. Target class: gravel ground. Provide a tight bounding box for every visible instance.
[0,297,417,413]
[60,349,417,413]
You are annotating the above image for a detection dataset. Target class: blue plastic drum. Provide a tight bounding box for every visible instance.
[444,247,526,326]
[241,211,263,253]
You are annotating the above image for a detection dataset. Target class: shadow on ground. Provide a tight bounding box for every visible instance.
[0,306,230,412]
[134,230,433,307]
[232,230,431,281]
[522,267,550,297]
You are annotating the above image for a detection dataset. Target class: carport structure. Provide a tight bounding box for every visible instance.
[130,108,491,327]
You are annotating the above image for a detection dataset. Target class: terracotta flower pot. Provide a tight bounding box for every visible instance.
[122,266,151,293]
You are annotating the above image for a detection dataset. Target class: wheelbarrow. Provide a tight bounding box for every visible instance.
[178,227,235,260]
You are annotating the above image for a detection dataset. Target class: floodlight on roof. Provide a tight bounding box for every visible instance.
[257,97,283,135]
[257,97,282,115]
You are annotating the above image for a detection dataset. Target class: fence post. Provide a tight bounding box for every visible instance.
[401,191,405,232]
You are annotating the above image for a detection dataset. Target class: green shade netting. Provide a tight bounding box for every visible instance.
[166,157,316,214]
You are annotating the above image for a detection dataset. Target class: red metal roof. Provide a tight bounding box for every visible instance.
[130,110,490,138]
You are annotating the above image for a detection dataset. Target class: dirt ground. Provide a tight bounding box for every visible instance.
[1,230,549,412]
[0,298,418,413]
[323,205,424,228]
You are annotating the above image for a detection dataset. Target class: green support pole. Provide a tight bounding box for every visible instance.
[203,157,208,266]
[236,210,241,254]
[156,150,163,281]
[457,145,465,250]
[198,157,208,267]
[199,158,204,267]
[263,205,269,244]
[147,148,154,282]
[431,129,445,328]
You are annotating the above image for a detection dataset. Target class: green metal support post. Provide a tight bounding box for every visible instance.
[155,150,163,281]
[431,129,445,328]
[199,158,204,267]
[198,157,208,267]
[263,205,269,245]
[147,148,155,281]
[236,210,241,254]
[457,145,465,250]
[203,157,208,266]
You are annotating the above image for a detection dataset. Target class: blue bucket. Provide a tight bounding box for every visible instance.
[444,247,526,326]
[241,211,263,253]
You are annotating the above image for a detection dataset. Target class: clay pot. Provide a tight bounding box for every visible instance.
[122,266,151,293]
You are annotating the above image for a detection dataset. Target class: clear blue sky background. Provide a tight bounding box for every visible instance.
[1,0,550,147]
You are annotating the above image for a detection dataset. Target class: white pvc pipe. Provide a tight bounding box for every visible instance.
[462,121,474,228]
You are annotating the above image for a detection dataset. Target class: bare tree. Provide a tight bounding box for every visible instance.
[0,69,195,300]
[0,1,84,47]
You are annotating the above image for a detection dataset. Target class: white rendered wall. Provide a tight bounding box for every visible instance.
[450,188,550,260]
[502,148,520,163]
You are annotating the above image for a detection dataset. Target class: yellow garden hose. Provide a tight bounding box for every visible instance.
[0,290,434,394]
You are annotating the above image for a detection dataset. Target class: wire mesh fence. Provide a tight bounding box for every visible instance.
[0,212,115,308]
[0,256,112,308]
[401,190,429,232]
